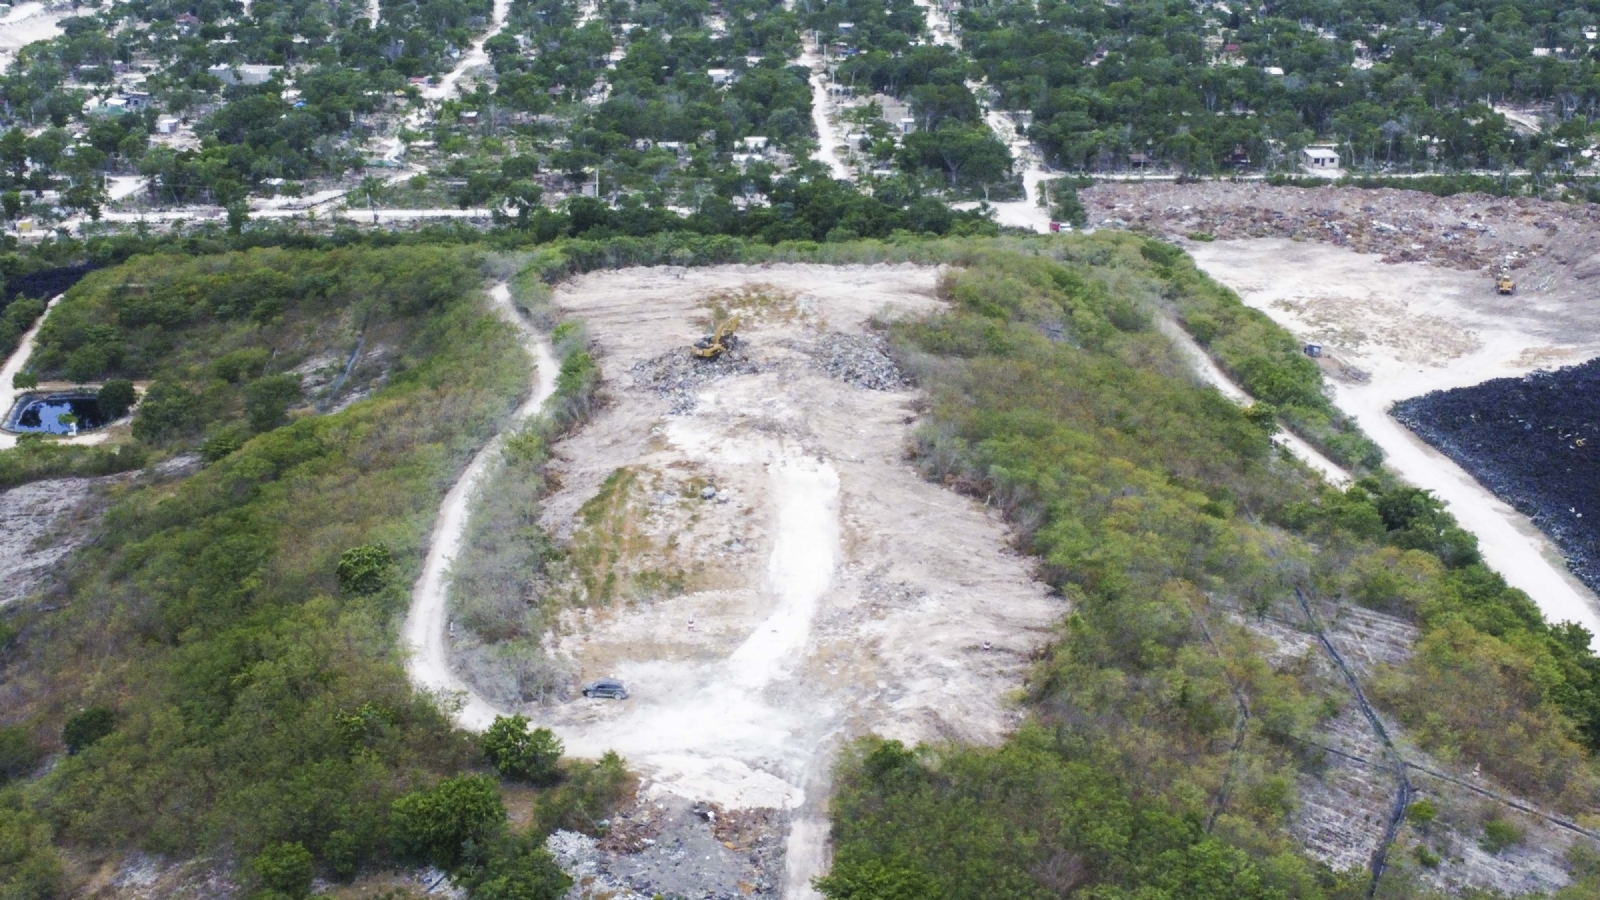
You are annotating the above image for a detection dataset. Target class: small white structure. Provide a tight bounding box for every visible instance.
[1301,145,1340,171]
[899,116,916,135]
[207,64,282,86]
[1263,65,1285,76]
[708,68,735,86]
[156,116,181,134]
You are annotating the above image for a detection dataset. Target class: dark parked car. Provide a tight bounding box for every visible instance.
[582,679,629,699]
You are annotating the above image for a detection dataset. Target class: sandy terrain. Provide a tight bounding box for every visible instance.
[1185,237,1600,640]
[483,264,1064,897]
[0,2,71,74]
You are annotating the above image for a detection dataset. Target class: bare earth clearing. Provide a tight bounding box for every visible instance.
[1084,183,1600,642]
[419,265,1064,898]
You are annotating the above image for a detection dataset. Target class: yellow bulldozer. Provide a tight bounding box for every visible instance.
[691,314,741,360]
[1496,273,1516,295]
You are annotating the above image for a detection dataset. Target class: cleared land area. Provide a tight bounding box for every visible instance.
[1085,182,1600,640]
[414,264,1063,896]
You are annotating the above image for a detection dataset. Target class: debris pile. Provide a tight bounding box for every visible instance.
[1394,359,1600,593]
[801,332,908,390]
[548,796,784,900]
[631,345,760,413]
[1082,182,1600,294]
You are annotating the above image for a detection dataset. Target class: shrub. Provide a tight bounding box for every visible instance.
[391,775,505,868]
[337,544,394,595]
[1480,817,1524,854]
[467,838,572,900]
[61,707,114,755]
[11,370,37,390]
[249,842,315,900]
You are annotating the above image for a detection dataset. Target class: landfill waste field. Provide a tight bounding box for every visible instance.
[1395,360,1600,596]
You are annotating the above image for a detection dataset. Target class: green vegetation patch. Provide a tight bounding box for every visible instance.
[0,246,631,894]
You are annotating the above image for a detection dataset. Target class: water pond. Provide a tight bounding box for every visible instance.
[5,394,105,436]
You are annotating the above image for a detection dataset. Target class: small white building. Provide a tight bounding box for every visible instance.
[708,68,735,86]
[156,116,181,134]
[1301,145,1340,170]
[208,64,282,86]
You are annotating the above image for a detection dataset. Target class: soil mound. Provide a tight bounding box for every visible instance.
[1395,359,1600,599]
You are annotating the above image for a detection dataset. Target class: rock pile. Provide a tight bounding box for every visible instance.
[1394,359,1600,594]
[630,346,760,414]
[802,332,908,390]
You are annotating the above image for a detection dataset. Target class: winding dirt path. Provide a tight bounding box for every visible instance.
[402,283,558,730]
[1157,315,1352,486]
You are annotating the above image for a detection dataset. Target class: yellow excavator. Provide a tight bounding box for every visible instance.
[691,314,741,359]
[1496,273,1516,295]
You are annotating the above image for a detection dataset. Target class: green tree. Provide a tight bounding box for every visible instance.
[243,374,302,431]
[61,706,114,754]
[481,715,563,785]
[249,842,315,900]
[96,379,136,421]
[391,774,506,868]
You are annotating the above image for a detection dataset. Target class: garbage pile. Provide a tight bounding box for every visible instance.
[1394,359,1600,593]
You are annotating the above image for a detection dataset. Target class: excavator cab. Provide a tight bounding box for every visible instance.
[691,314,741,360]
[1496,273,1516,295]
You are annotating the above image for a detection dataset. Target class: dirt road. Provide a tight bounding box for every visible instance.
[402,283,559,730]
[1186,238,1600,640]
[422,0,512,102]
[801,41,852,182]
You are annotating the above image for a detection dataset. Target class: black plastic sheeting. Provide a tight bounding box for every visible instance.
[4,261,96,303]
[1394,360,1600,595]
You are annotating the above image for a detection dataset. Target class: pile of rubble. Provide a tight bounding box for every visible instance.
[547,796,784,900]
[800,332,908,391]
[630,345,761,414]
[1082,182,1600,292]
